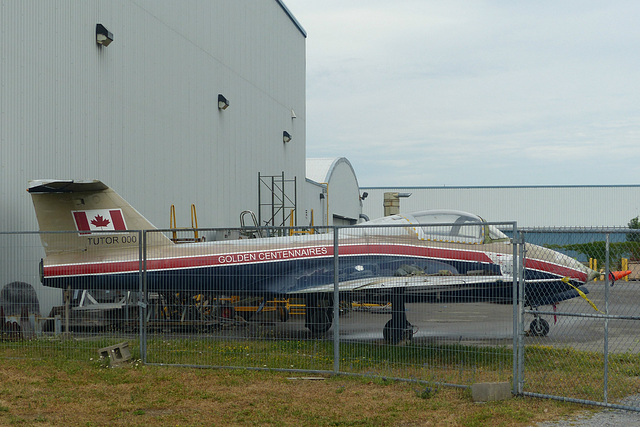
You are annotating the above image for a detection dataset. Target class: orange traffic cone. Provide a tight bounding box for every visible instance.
[609,270,632,282]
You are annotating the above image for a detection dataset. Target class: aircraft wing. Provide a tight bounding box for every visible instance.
[288,275,586,304]
[289,274,512,295]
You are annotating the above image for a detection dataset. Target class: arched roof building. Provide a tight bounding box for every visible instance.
[306,158,364,226]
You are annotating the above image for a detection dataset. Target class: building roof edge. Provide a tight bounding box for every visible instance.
[276,0,307,38]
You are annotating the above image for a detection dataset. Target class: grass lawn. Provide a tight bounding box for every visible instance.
[0,352,597,426]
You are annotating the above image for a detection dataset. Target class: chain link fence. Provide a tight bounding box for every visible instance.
[518,229,640,410]
[139,222,517,389]
[0,230,140,362]
[2,224,640,411]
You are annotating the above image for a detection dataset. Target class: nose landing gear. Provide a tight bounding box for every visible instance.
[529,317,550,337]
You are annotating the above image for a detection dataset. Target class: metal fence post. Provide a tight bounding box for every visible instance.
[139,230,147,363]
[333,226,340,374]
[604,233,610,404]
[512,224,519,395]
[517,232,526,395]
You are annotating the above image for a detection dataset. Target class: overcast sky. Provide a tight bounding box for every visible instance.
[284,1,640,187]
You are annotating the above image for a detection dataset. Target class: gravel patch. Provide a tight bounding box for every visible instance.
[535,395,640,426]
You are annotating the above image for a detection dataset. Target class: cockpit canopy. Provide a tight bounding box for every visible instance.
[350,210,510,245]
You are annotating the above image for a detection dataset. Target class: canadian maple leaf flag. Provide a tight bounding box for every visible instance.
[72,209,127,234]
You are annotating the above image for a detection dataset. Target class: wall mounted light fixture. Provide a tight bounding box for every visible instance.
[283,131,292,143]
[96,24,113,46]
[218,94,229,110]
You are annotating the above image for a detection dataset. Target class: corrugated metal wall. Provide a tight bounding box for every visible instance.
[1,1,306,312]
[360,186,640,227]
[2,0,305,230]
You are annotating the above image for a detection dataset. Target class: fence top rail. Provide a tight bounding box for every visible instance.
[3,222,518,235]
[153,221,517,232]
[519,227,638,233]
[0,230,144,235]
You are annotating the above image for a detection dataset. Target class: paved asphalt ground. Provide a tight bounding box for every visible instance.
[534,394,640,426]
[241,280,640,353]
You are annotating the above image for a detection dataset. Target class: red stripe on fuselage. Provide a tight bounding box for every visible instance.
[42,243,583,282]
[524,258,588,282]
[44,245,335,277]
[43,243,494,278]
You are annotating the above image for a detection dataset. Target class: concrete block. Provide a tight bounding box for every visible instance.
[471,382,512,402]
[54,315,62,335]
[98,341,132,366]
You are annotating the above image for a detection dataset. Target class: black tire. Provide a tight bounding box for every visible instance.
[529,318,550,337]
[383,319,414,344]
[307,319,332,334]
[305,294,333,334]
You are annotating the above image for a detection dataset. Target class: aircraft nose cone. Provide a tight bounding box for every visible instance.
[587,270,601,282]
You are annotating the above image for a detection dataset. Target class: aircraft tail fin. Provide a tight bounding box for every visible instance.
[28,180,172,255]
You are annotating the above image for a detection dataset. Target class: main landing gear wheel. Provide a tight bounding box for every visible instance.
[305,294,333,334]
[383,319,413,344]
[383,290,413,344]
[529,318,550,337]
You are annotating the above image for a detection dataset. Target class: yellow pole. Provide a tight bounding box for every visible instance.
[191,204,199,240]
[170,204,177,241]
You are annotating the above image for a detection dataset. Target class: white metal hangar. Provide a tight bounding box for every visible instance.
[305,158,364,226]
[2,0,307,231]
[0,1,310,313]
[359,185,640,228]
